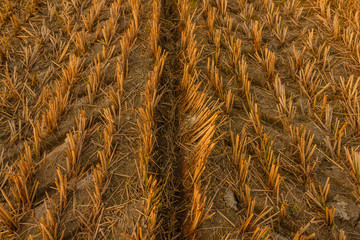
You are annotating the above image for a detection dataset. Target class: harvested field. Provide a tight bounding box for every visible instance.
[1,0,360,239]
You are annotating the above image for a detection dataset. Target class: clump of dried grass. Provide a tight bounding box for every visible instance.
[65,110,87,178]
[82,0,105,32]
[254,48,276,79]
[289,125,317,184]
[230,130,250,187]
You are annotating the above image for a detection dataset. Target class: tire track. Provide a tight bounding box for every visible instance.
[152,0,186,238]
